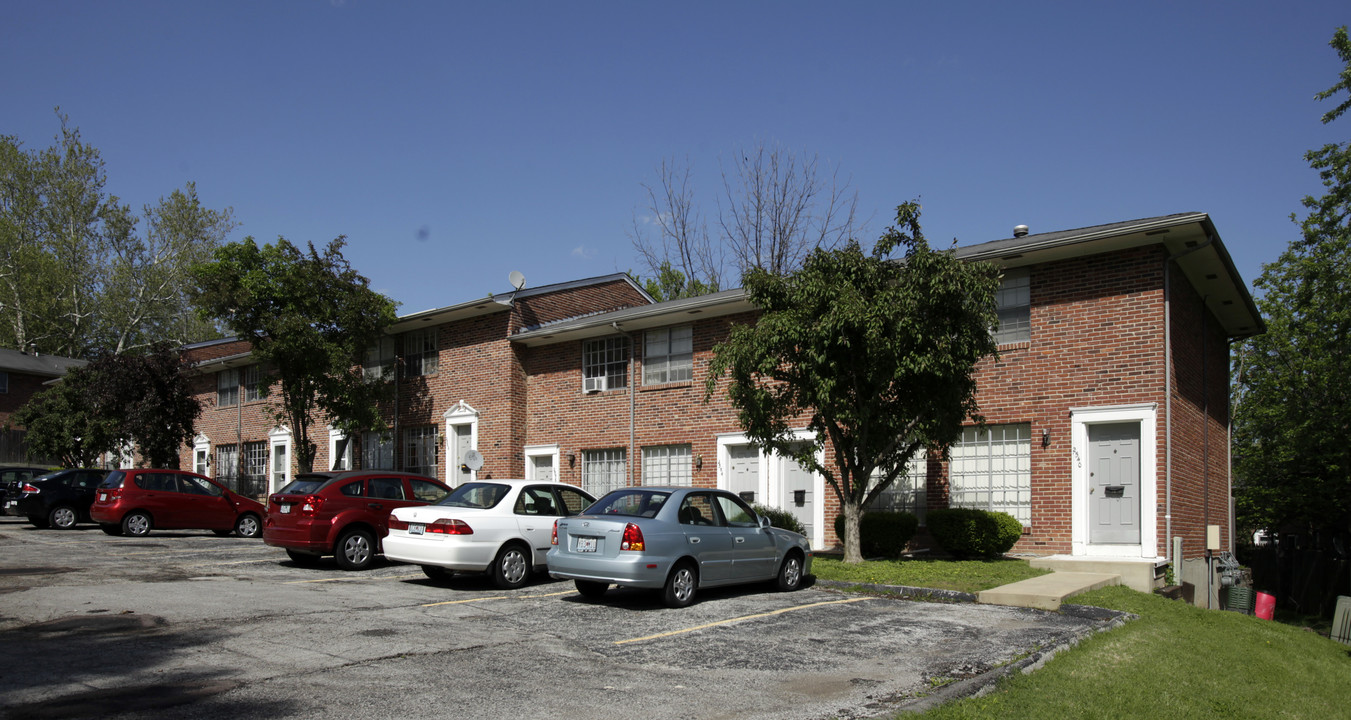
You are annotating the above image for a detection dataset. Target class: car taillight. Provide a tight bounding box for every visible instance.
[427,518,473,535]
[551,519,559,545]
[300,495,324,513]
[20,483,39,494]
[387,515,408,530]
[620,523,644,551]
[103,487,121,499]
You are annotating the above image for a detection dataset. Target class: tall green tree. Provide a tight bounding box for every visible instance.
[705,202,1001,562]
[1233,27,1351,540]
[190,237,399,473]
[11,364,119,468]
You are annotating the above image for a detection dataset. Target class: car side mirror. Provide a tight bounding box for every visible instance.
[759,515,771,529]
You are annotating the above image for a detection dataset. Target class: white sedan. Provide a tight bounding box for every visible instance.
[384,479,595,589]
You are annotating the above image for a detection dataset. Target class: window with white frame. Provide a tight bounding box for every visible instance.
[948,424,1031,525]
[362,431,394,470]
[583,336,628,392]
[643,444,693,486]
[643,326,693,385]
[403,329,439,377]
[364,337,396,381]
[217,369,239,407]
[243,441,267,484]
[215,444,239,484]
[870,452,929,524]
[243,365,263,402]
[993,268,1030,345]
[582,448,627,497]
[403,426,438,477]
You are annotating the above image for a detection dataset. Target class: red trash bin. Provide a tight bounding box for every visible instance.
[1255,592,1276,620]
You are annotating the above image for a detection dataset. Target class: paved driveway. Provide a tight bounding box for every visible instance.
[0,516,1119,719]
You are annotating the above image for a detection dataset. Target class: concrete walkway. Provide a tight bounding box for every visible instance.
[977,571,1121,611]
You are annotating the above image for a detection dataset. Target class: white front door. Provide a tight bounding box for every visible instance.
[727,445,760,504]
[1088,423,1141,544]
[778,444,815,543]
[451,424,474,485]
[530,454,555,482]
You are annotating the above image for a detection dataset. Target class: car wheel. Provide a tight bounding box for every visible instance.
[286,549,321,566]
[234,513,262,539]
[335,528,375,571]
[100,523,122,536]
[662,561,698,608]
[574,580,608,599]
[49,506,79,530]
[121,511,152,537]
[491,543,531,589]
[776,551,805,592]
[421,565,453,582]
[28,514,50,529]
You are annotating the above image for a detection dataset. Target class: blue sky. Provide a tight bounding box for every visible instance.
[4,1,1348,314]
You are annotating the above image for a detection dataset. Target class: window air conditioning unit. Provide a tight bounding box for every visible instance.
[584,376,605,393]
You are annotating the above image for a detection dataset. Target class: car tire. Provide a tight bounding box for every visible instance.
[491,543,531,590]
[335,528,375,571]
[662,561,698,608]
[574,580,608,599]
[28,514,50,529]
[100,523,122,536]
[421,565,453,582]
[286,549,322,566]
[776,551,805,592]
[234,513,262,539]
[121,511,152,537]
[48,506,79,530]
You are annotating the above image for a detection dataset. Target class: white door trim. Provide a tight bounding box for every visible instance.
[443,401,480,485]
[524,444,560,482]
[1070,403,1159,559]
[716,430,826,550]
[268,426,293,495]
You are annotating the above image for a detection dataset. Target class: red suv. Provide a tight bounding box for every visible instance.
[90,469,267,538]
[263,471,451,570]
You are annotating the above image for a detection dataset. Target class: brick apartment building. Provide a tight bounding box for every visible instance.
[0,348,86,464]
[177,212,1261,585]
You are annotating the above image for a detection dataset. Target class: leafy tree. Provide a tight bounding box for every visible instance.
[1233,27,1351,540]
[189,237,399,473]
[11,364,119,468]
[705,202,1000,562]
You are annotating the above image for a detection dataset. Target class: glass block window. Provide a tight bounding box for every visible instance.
[403,329,439,377]
[215,444,239,484]
[217,369,239,407]
[994,268,1030,344]
[643,326,693,385]
[243,365,263,402]
[948,424,1031,525]
[582,448,627,498]
[643,444,693,486]
[583,336,629,392]
[362,431,394,470]
[869,452,929,524]
[403,426,438,478]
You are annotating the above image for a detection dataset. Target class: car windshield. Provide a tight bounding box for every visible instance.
[435,482,510,509]
[587,489,670,518]
[277,475,332,495]
[99,471,126,489]
[32,471,65,482]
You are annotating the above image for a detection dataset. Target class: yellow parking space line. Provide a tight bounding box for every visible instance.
[421,589,574,607]
[614,597,872,646]
[285,574,424,584]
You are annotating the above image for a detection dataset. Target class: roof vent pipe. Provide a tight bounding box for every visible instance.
[1013,225,1029,238]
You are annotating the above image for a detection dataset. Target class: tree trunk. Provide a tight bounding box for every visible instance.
[841,500,864,563]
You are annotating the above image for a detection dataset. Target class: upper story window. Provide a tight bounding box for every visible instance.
[364,337,396,381]
[403,329,439,377]
[643,326,693,385]
[994,268,1030,345]
[583,336,629,392]
[217,369,239,407]
[243,365,263,402]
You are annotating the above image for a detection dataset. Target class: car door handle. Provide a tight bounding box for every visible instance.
[735,537,745,543]
[689,537,700,544]
[367,502,383,510]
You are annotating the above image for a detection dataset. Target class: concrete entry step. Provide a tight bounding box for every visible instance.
[977,571,1121,611]
[1028,555,1163,593]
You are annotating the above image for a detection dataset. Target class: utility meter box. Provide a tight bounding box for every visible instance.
[1207,525,1222,551]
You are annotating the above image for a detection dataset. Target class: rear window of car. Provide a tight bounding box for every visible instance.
[588,489,670,518]
[278,475,332,495]
[436,482,510,509]
[99,471,127,489]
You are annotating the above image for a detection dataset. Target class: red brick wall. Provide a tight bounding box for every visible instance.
[0,371,56,426]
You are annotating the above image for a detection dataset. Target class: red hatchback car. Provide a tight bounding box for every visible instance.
[263,470,451,570]
[90,469,267,538]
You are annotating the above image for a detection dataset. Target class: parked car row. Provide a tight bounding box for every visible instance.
[5,464,814,608]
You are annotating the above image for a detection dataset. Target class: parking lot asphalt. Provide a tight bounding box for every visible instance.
[0,516,1124,719]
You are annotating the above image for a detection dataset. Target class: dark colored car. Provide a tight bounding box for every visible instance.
[263,470,452,570]
[1,466,52,515]
[90,468,267,538]
[14,468,111,529]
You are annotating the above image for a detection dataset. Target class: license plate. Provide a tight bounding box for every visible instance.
[98,493,106,502]
[279,504,291,514]
[576,536,597,552]
[409,523,424,536]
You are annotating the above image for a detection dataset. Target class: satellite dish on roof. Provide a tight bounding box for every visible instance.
[508,271,526,291]
[463,449,484,472]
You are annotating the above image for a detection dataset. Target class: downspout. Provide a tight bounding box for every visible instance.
[614,322,634,486]
[1164,237,1214,565]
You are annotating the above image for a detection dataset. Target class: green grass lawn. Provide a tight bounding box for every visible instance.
[817,559,1351,719]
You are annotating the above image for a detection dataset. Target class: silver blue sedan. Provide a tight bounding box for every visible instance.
[547,486,812,608]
